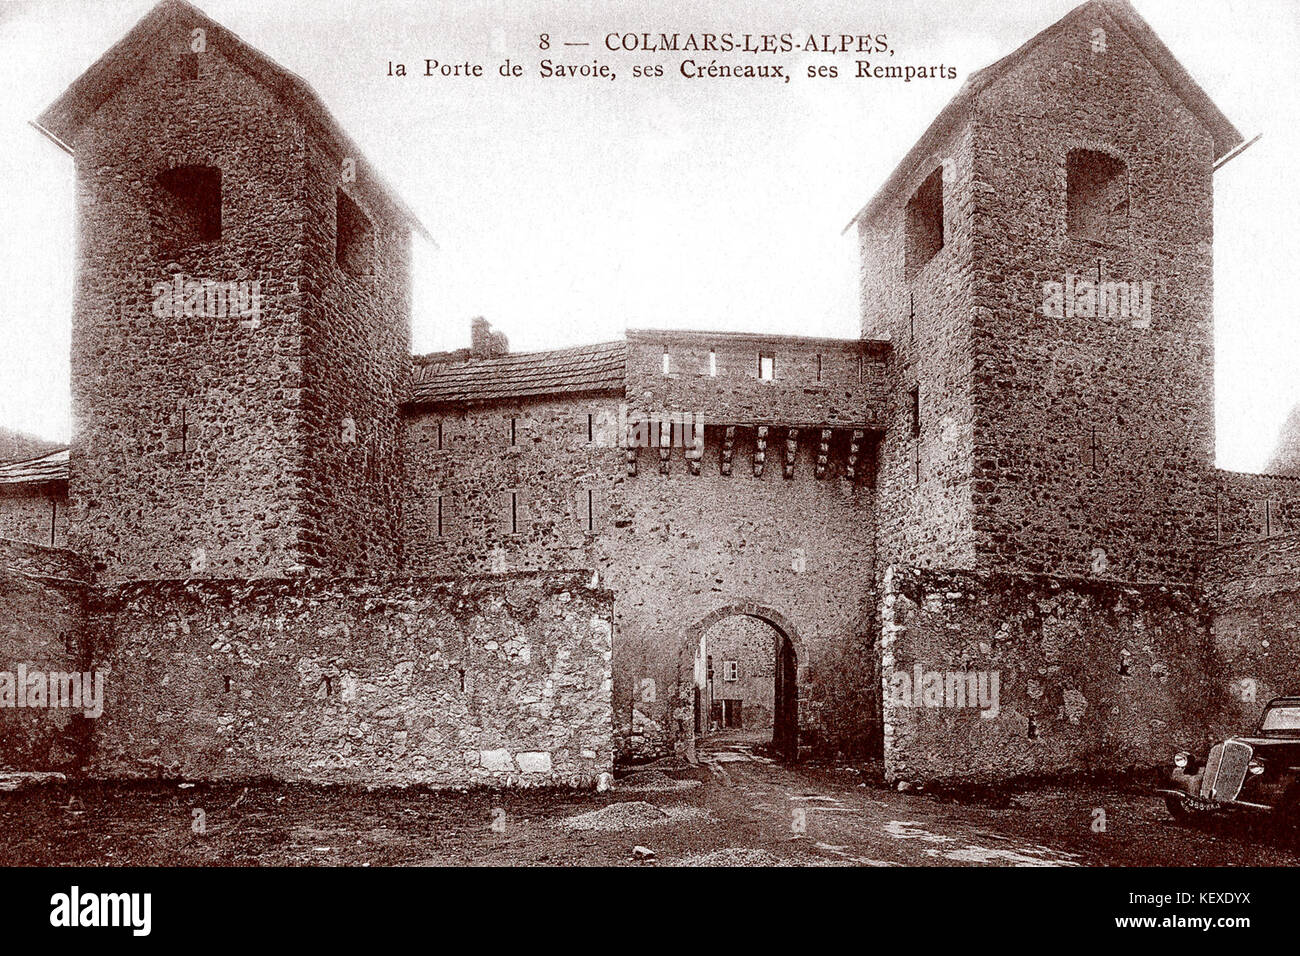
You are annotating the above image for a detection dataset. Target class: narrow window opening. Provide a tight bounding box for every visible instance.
[758,352,775,381]
[510,491,518,534]
[909,385,921,438]
[662,351,670,376]
[816,353,822,382]
[904,166,944,281]
[709,350,717,377]
[587,413,594,443]
[437,495,444,538]
[50,501,56,546]
[223,676,232,693]
[586,489,594,532]
[857,355,864,383]
[152,165,221,249]
[510,417,517,446]
[336,188,376,276]
[1066,148,1128,242]
[437,420,444,450]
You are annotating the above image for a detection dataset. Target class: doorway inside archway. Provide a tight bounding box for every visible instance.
[683,610,800,762]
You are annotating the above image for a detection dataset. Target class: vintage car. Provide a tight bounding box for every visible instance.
[1160,696,1300,825]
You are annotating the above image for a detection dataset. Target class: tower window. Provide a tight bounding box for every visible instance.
[709,350,717,377]
[1066,149,1128,242]
[662,352,670,376]
[336,188,376,276]
[909,384,921,438]
[904,166,944,281]
[758,352,775,381]
[152,165,221,249]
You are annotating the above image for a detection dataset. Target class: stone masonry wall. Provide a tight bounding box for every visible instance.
[68,36,309,581]
[1212,470,1300,545]
[1200,532,1300,732]
[402,384,880,760]
[859,122,979,575]
[705,614,777,731]
[626,330,888,428]
[880,564,1218,784]
[0,540,93,771]
[967,4,1218,581]
[0,486,69,550]
[297,135,411,575]
[88,570,613,786]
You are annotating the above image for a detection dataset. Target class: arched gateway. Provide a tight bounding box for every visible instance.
[677,603,807,762]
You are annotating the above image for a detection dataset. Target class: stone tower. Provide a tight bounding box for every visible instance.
[857,0,1242,583]
[36,0,425,581]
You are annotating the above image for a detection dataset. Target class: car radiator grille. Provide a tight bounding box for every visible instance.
[1199,741,1253,802]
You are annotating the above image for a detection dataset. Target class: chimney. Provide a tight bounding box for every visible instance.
[471,316,509,359]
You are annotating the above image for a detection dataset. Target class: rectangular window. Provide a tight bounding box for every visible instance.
[1066,148,1128,243]
[510,490,518,534]
[587,489,594,532]
[662,352,670,376]
[510,417,517,446]
[758,352,775,381]
[336,188,376,276]
[904,165,944,281]
[152,165,221,249]
[816,353,822,382]
[437,495,445,537]
[437,420,444,450]
[709,350,717,377]
[909,384,921,438]
[723,660,739,682]
[587,413,594,443]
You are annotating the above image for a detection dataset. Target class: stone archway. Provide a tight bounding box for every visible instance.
[677,603,808,763]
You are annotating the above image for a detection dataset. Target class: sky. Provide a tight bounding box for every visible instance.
[0,0,1295,471]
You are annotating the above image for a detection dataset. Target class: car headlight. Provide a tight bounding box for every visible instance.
[1248,761,1265,775]
[1173,752,1190,769]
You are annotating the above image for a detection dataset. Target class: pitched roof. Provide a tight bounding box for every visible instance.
[0,449,69,487]
[34,0,429,239]
[410,342,626,407]
[846,0,1244,230]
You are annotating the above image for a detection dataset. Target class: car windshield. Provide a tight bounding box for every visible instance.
[1259,705,1300,733]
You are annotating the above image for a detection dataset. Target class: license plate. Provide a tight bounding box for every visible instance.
[1184,796,1219,811]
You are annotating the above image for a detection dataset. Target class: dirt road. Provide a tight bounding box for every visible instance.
[0,736,1295,866]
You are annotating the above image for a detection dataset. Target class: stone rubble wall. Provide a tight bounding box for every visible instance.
[0,540,93,771]
[1200,532,1300,728]
[0,488,68,550]
[0,542,613,787]
[880,564,1220,784]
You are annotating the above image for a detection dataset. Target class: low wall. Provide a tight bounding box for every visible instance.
[0,539,93,771]
[1200,532,1300,728]
[880,564,1219,784]
[0,554,615,787]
